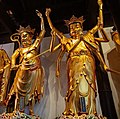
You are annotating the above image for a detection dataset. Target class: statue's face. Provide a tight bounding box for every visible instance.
[21,32,32,47]
[69,22,83,37]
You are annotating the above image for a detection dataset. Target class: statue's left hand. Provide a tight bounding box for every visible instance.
[36,10,42,18]
[45,8,51,17]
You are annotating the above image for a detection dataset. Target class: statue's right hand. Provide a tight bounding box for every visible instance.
[98,0,103,6]
[45,8,51,16]
[36,10,42,18]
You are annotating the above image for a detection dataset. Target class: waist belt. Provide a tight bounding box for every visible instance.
[69,50,91,57]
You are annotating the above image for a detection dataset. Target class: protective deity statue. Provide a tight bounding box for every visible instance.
[0,49,10,104]
[45,0,110,117]
[6,10,45,115]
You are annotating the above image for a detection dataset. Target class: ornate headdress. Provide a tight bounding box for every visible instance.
[17,25,35,34]
[64,15,85,27]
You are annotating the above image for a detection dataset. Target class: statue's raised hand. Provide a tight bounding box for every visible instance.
[98,0,103,6]
[45,8,51,17]
[36,10,42,18]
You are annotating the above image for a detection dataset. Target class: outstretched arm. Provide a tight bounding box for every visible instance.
[46,8,71,53]
[89,0,103,34]
[89,0,109,42]
[95,28,109,42]
[33,10,45,48]
[45,8,64,40]
[45,9,67,52]
[93,50,108,71]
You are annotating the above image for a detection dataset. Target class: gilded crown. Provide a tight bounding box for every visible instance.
[17,25,35,34]
[64,15,85,26]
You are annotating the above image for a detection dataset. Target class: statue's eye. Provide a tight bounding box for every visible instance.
[22,34,28,38]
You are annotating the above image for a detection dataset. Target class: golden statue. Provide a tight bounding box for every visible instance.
[0,49,10,104]
[46,0,110,117]
[6,10,45,115]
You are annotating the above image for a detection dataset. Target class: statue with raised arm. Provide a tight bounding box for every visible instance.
[46,0,109,118]
[6,10,45,115]
[0,49,10,105]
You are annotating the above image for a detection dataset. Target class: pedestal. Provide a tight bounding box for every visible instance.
[56,114,107,119]
[0,111,40,119]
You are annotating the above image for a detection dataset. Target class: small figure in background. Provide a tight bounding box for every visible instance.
[0,49,11,104]
[111,26,120,54]
[0,49,11,114]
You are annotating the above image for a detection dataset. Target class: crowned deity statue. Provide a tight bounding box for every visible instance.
[5,10,45,115]
[45,0,110,118]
